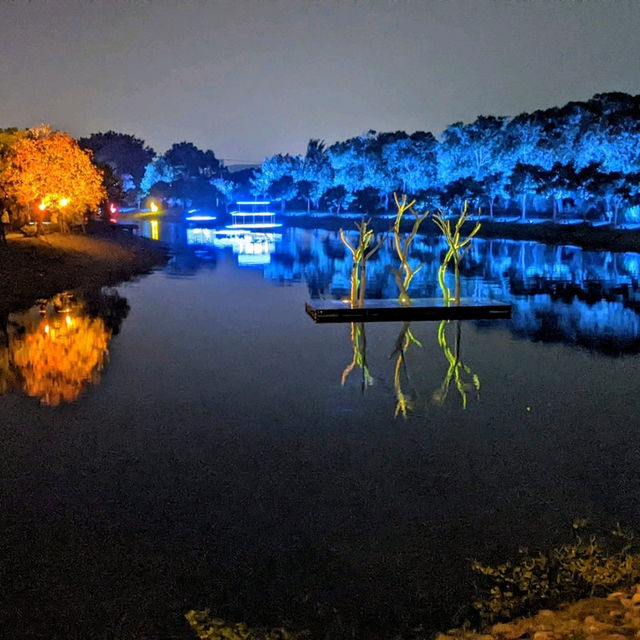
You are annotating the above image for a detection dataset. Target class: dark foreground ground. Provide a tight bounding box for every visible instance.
[0,223,169,318]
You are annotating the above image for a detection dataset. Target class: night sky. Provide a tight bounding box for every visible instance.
[1,0,639,165]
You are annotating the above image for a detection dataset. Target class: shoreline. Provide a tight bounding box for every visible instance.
[124,207,640,253]
[0,223,169,318]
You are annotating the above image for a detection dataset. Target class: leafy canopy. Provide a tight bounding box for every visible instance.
[2,125,105,227]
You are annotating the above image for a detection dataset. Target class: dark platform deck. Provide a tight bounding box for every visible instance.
[305,298,512,323]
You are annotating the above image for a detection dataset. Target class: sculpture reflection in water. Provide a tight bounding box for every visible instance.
[391,321,423,418]
[432,319,480,409]
[341,318,481,417]
[431,204,481,407]
[341,322,373,391]
[0,289,129,406]
[338,200,482,416]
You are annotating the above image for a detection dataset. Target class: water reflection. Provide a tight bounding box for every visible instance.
[0,290,129,405]
[190,228,281,266]
[432,320,480,408]
[391,322,423,418]
[135,220,640,353]
[341,318,481,417]
[341,322,373,391]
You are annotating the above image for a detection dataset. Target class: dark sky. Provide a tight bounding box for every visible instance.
[1,0,639,164]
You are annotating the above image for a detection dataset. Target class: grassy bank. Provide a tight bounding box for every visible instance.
[0,223,169,317]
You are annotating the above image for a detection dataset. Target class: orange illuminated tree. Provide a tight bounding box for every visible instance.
[2,125,105,232]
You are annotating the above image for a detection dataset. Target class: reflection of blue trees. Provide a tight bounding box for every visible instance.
[251,92,640,226]
[263,228,640,354]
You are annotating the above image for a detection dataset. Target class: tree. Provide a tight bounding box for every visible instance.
[0,127,29,224]
[250,154,297,204]
[78,131,155,205]
[293,139,333,213]
[140,157,175,197]
[211,177,235,213]
[322,185,353,214]
[382,132,437,197]
[162,142,222,210]
[164,141,221,180]
[507,162,544,221]
[2,126,105,232]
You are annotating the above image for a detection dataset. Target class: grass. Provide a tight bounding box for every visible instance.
[0,223,168,317]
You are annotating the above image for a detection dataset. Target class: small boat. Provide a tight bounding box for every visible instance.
[227,201,282,229]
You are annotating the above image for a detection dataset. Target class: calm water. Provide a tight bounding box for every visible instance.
[2,223,640,639]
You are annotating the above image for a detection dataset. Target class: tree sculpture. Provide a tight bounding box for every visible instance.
[2,126,104,232]
[432,201,481,305]
[389,193,430,305]
[338,218,383,307]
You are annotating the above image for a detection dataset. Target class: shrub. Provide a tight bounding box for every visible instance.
[470,522,640,625]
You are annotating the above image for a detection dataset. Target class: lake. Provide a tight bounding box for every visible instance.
[2,222,640,639]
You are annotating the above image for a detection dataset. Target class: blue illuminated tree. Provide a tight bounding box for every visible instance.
[507,162,544,221]
[293,139,332,213]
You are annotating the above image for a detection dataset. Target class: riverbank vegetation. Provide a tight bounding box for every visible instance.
[2,91,640,244]
[249,92,640,228]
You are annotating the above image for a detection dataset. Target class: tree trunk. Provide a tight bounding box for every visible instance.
[521,194,527,221]
[359,261,367,307]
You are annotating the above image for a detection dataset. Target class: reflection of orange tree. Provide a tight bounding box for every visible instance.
[432,320,479,409]
[341,322,373,391]
[8,294,111,406]
[0,340,17,394]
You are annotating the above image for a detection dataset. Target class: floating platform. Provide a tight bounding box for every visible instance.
[305,298,512,323]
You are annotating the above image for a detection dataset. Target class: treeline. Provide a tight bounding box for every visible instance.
[251,91,640,226]
[2,91,640,229]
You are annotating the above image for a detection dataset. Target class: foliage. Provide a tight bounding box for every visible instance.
[241,91,640,225]
[471,522,640,625]
[140,157,175,197]
[164,141,221,180]
[389,193,430,305]
[2,126,105,231]
[78,130,155,189]
[185,610,301,640]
